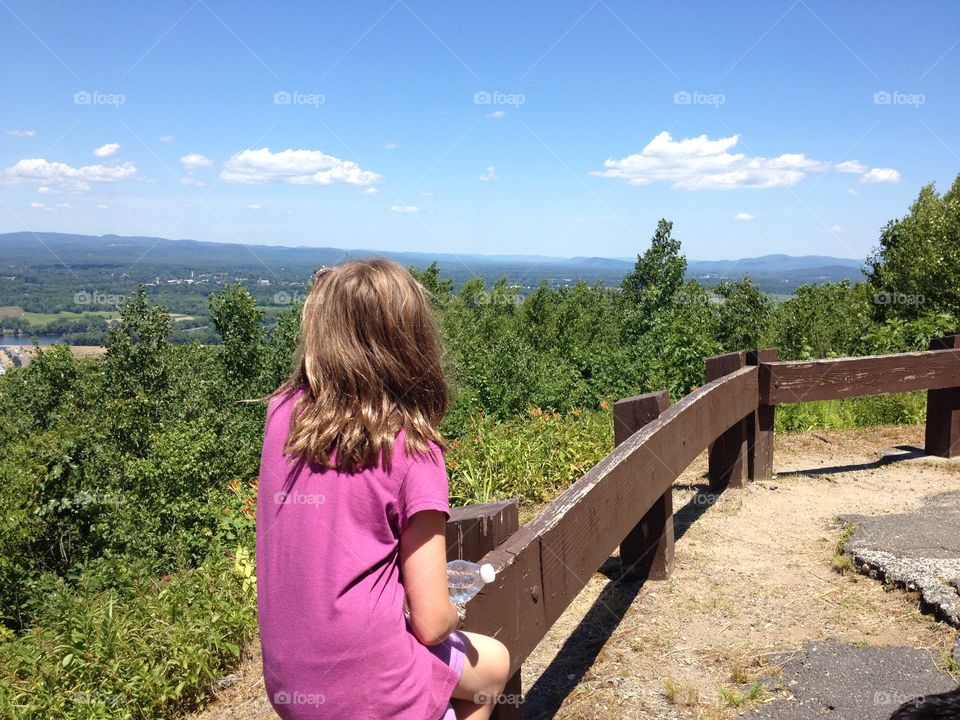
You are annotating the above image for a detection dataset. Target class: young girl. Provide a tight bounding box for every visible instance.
[256,258,510,720]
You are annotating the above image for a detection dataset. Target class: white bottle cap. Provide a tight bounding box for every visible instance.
[479,563,496,584]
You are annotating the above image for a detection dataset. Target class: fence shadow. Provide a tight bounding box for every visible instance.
[523,478,726,718]
[775,444,925,479]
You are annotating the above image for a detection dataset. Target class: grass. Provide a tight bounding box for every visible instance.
[776,392,926,433]
[718,682,765,708]
[0,306,24,318]
[21,310,119,326]
[831,522,858,575]
[939,650,960,677]
[664,678,700,706]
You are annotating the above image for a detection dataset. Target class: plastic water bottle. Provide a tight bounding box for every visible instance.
[447,560,496,605]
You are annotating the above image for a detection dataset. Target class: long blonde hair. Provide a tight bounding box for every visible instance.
[278,257,448,473]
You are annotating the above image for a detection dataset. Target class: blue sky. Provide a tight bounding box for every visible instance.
[1,0,958,260]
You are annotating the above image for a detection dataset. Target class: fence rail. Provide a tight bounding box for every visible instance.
[445,333,960,718]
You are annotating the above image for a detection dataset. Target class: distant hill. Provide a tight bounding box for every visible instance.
[0,231,865,293]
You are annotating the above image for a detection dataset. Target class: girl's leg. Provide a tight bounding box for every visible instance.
[450,631,511,720]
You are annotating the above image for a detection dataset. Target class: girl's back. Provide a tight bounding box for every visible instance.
[257,390,458,719]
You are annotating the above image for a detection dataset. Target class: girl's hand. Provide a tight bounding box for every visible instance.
[399,509,458,645]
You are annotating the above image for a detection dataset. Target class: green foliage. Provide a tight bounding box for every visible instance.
[640,280,721,400]
[209,283,265,390]
[762,281,872,359]
[866,174,960,321]
[860,313,958,354]
[0,550,256,720]
[775,392,926,433]
[446,407,612,505]
[622,218,688,339]
[714,276,772,351]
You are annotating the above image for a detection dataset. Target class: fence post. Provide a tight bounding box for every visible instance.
[706,351,749,488]
[614,389,674,581]
[925,333,960,458]
[747,349,778,481]
[447,500,522,720]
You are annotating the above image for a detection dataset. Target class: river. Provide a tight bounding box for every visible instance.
[0,335,66,346]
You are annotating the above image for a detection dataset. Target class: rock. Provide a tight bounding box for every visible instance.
[953,634,960,667]
[211,673,243,692]
[840,492,960,627]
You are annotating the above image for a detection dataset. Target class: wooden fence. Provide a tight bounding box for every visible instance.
[445,333,960,718]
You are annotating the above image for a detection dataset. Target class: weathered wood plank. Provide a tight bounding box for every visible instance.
[760,348,960,405]
[614,390,670,446]
[747,349,778,481]
[447,499,520,562]
[925,335,960,458]
[615,390,673,581]
[448,501,525,717]
[461,525,546,677]
[534,366,757,628]
[707,352,750,488]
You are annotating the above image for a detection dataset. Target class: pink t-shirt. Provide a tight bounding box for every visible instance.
[256,391,460,719]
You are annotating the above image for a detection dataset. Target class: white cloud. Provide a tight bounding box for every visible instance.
[860,167,901,184]
[30,201,44,209]
[159,134,176,143]
[248,203,263,210]
[6,129,36,138]
[734,212,755,221]
[364,187,380,195]
[220,147,382,187]
[55,202,75,209]
[486,110,506,120]
[180,153,214,172]
[180,177,206,186]
[593,131,900,191]
[93,143,121,158]
[97,203,108,209]
[391,204,418,213]
[847,188,859,196]
[0,158,137,192]
[480,165,499,182]
[384,142,398,150]
[37,186,52,194]
[419,190,434,197]
[819,224,847,234]
[835,160,867,173]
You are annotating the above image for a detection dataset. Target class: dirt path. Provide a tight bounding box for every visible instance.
[190,425,960,719]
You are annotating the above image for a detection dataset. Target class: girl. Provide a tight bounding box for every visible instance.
[256,258,510,720]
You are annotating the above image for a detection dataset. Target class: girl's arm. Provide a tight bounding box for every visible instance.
[399,509,458,646]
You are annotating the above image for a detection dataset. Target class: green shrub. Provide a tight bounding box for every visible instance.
[775,392,926,433]
[447,406,613,505]
[0,547,256,720]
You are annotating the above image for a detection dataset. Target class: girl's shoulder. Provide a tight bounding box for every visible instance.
[392,427,445,475]
[266,386,304,415]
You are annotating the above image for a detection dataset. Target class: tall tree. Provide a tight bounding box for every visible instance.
[866,174,960,321]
